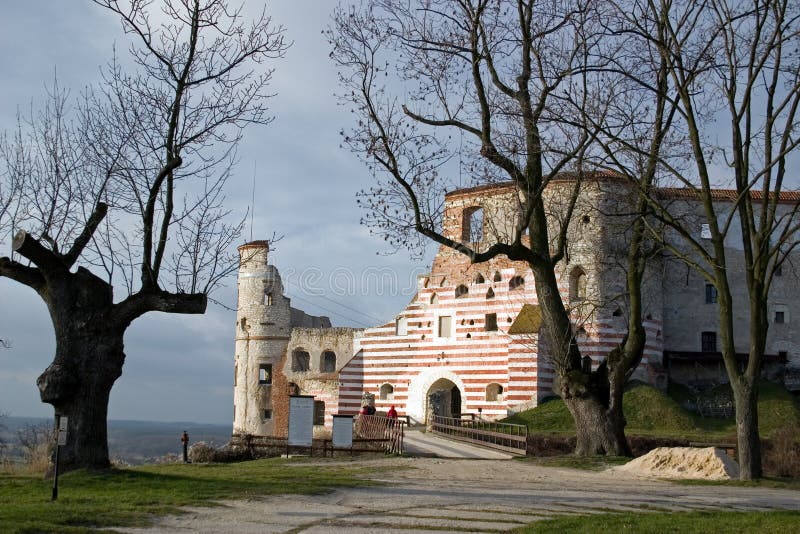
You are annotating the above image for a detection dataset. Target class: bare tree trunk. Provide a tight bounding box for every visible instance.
[732,379,762,480]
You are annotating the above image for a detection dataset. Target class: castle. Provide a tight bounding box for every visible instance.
[232,177,800,436]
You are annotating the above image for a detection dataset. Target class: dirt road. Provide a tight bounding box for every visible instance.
[117,456,800,533]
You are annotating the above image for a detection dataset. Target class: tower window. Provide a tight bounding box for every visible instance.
[263,409,273,420]
[775,311,785,324]
[455,284,469,298]
[569,267,587,301]
[486,287,495,299]
[485,383,503,402]
[493,271,502,282]
[474,273,485,284]
[701,331,717,352]
[485,313,498,332]
[264,292,273,306]
[258,364,272,385]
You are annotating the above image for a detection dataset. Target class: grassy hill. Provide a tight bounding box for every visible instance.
[502,380,800,439]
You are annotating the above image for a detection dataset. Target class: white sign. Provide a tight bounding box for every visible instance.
[288,396,314,447]
[59,416,68,431]
[57,430,67,446]
[331,415,353,449]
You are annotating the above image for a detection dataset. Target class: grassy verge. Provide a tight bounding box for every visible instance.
[674,477,800,490]
[514,510,800,533]
[0,458,374,533]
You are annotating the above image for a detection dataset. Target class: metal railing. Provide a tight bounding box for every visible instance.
[354,414,405,455]
[430,415,528,455]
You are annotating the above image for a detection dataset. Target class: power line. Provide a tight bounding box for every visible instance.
[286,292,375,328]
[283,278,387,325]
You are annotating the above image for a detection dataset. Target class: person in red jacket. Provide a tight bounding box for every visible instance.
[387,406,398,419]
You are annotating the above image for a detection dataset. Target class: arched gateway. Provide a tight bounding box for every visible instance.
[407,368,466,424]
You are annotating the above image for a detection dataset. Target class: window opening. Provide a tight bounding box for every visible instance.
[509,275,525,291]
[486,287,495,299]
[485,383,503,402]
[291,349,310,372]
[264,292,273,306]
[474,273,485,284]
[258,364,272,384]
[569,267,587,301]
[313,401,325,425]
[462,206,484,242]
[455,284,469,298]
[485,313,498,331]
[705,284,718,304]
[493,271,502,282]
[396,317,408,336]
[322,351,337,372]
[380,383,394,400]
[263,409,273,420]
[775,311,785,324]
[701,331,717,352]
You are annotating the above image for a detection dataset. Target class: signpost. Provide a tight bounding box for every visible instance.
[287,395,314,455]
[52,415,67,501]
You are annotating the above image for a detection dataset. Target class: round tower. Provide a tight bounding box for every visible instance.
[232,240,292,436]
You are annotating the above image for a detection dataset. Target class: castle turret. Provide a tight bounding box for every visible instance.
[232,240,292,436]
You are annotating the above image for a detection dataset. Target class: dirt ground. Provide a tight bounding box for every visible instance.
[117,456,800,534]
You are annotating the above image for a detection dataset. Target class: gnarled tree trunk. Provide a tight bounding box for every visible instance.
[732,379,762,480]
[35,266,125,471]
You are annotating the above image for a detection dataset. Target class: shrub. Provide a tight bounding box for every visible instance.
[763,424,800,478]
[188,441,216,463]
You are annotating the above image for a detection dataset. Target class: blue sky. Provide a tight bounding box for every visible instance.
[0,1,433,424]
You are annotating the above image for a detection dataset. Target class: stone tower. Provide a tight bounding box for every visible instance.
[232,240,292,436]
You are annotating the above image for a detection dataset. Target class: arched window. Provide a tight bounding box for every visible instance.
[430,293,439,305]
[396,316,408,336]
[474,273,485,284]
[288,382,300,396]
[493,271,502,282]
[321,350,336,373]
[291,349,310,372]
[485,383,503,402]
[380,383,394,400]
[486,287,495,299]
[462,206,484,242]
[455,284,469,298]
[509,275,525,291]
[569,267,587,301]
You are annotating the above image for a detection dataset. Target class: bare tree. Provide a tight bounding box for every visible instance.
[329,0,655,455]
[601,0,800,479]
[0,0,287,472]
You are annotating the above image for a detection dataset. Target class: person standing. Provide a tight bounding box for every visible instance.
[387,406,398,419]
[181,431,189,463]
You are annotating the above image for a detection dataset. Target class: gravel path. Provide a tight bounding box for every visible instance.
[117,456,800,533]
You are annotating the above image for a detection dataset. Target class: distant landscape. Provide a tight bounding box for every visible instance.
[1,417,231,465]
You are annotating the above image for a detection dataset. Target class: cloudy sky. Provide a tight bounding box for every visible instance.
[0,1,434,425]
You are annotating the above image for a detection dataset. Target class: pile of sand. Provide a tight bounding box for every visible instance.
[612,447,739,480]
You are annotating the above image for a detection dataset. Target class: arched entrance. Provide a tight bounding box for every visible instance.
[426,378,462,422]
[406,368,467,424]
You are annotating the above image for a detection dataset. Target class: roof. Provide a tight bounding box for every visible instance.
[508,304,542,335]
[238,240,270,251]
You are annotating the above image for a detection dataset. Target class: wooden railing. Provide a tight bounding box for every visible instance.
[430,415,528,455]
[354,414,405,455]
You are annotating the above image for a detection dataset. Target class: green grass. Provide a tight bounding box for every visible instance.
[0,458,374,533]
[502,379,800,440]
[514,510,800,533]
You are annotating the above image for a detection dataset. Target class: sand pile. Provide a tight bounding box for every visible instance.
[612,447,739,480]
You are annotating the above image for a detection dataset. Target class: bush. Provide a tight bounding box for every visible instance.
[188,441,216,463]
[763,424,800,478]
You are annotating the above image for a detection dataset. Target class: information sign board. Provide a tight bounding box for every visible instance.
[288,395,314,447]
[331,415,353,449]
